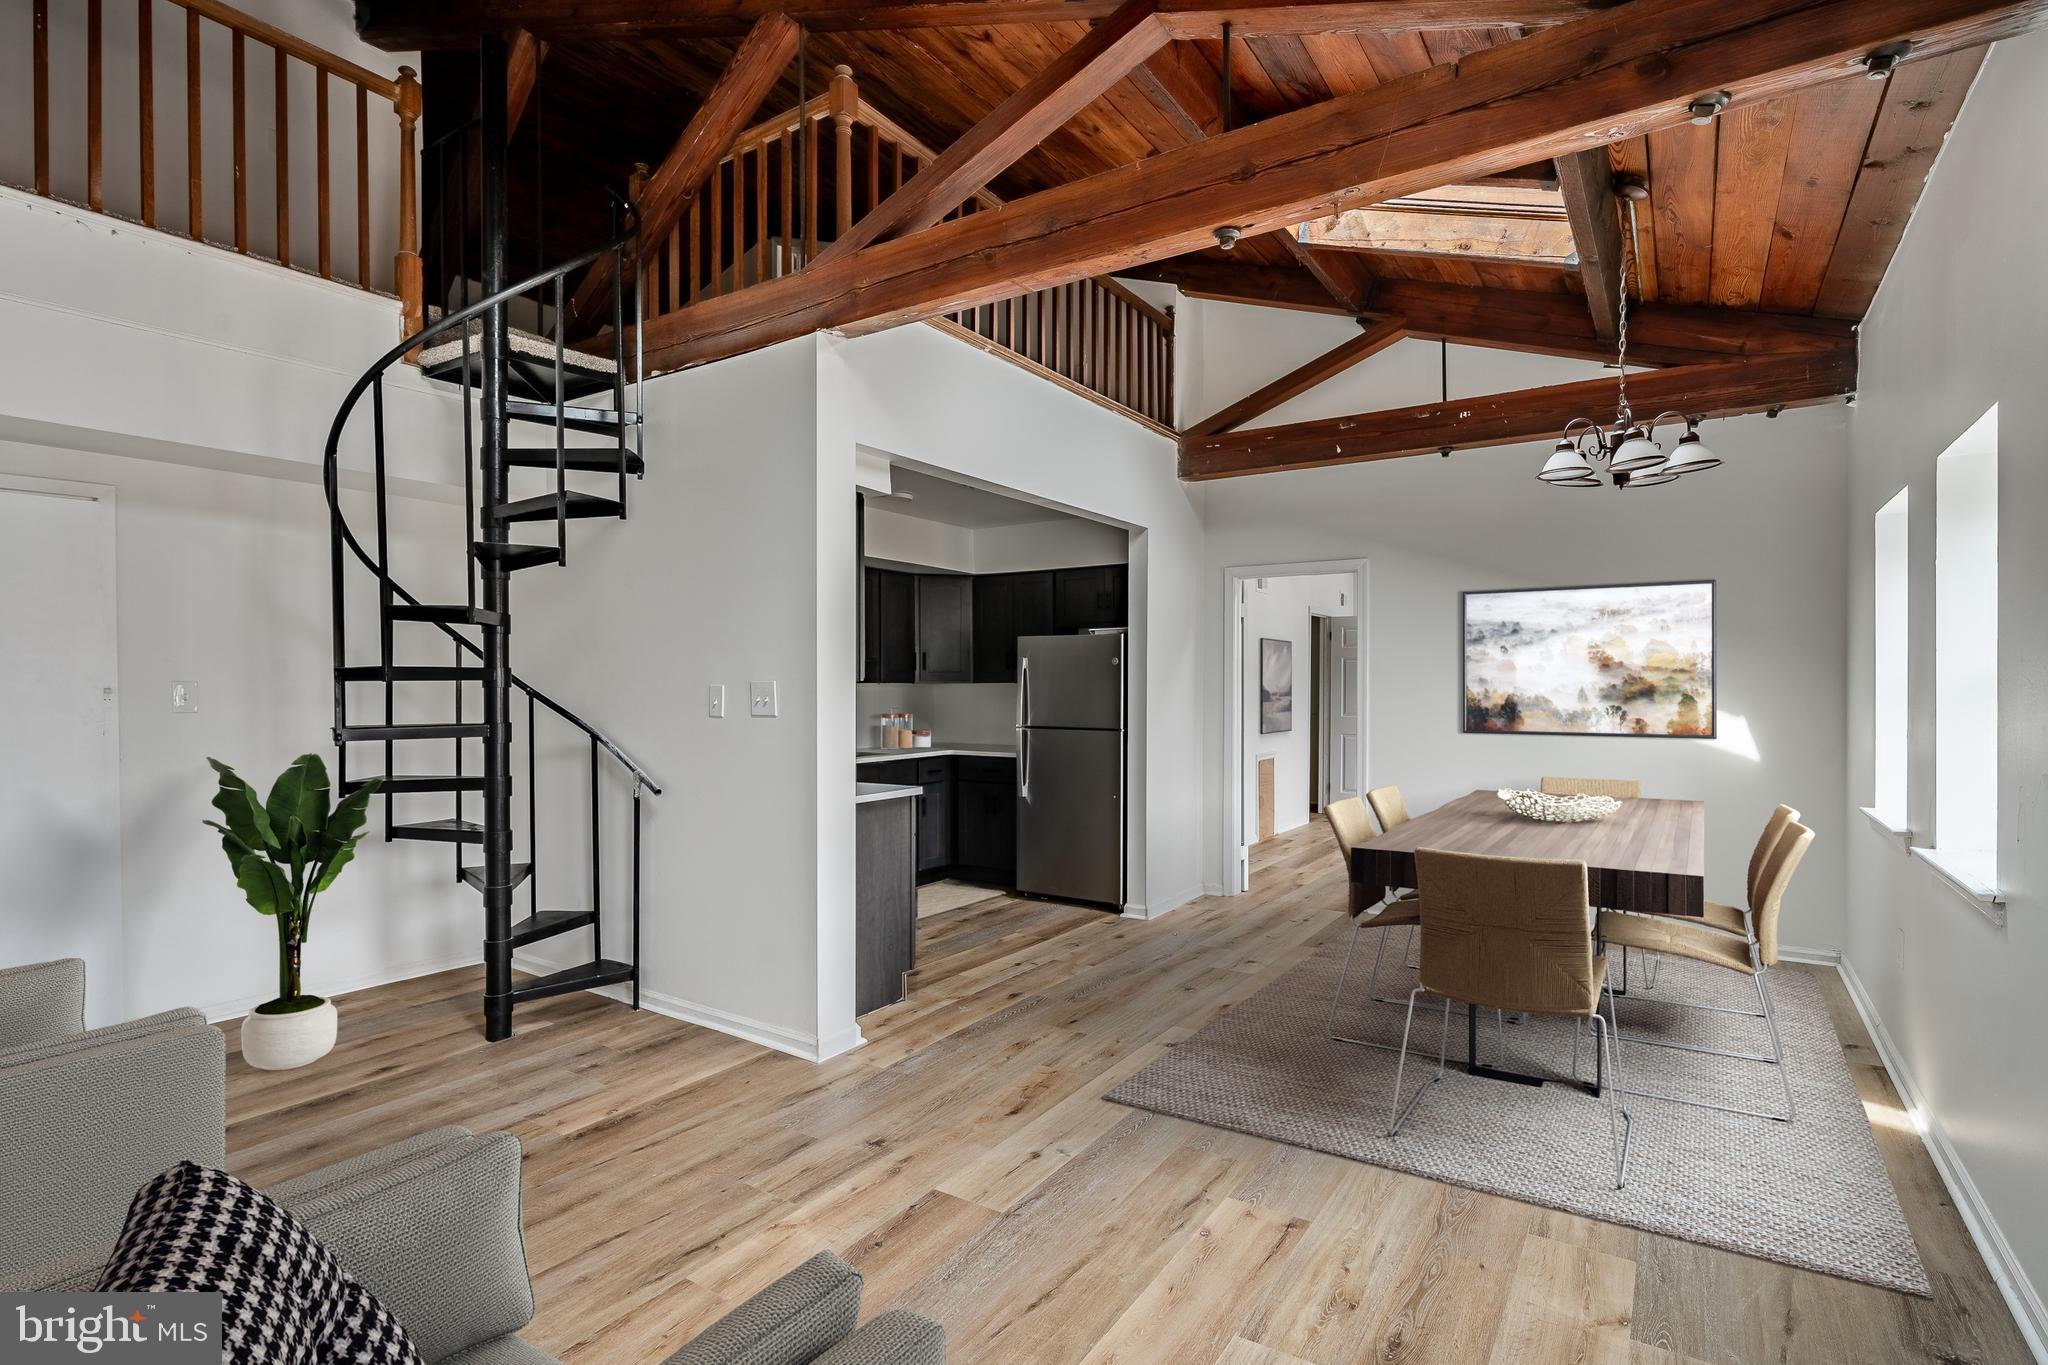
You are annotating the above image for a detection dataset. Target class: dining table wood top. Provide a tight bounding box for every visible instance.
[1349,789,1707,918]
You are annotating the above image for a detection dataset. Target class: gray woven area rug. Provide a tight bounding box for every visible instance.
[1107,936,1930,1296]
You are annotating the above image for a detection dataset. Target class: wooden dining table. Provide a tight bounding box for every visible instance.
[1348,788,1707,1090]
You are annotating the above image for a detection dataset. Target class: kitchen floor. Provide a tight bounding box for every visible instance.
[917,878,1008,919]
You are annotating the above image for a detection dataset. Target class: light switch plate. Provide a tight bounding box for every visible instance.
[171,680,199,714]
[749,680,778,717]
[707,684,726,718]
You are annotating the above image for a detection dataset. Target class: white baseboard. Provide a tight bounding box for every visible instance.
[1835,955,2048,1363]
[1778,943,1843,966]
[200,951,481,1025]
[511,950,831,1061]
[1123,883,1207,920]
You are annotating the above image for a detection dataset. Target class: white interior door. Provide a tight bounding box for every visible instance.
[1325,616,1361,804]
[0,478,123,1026]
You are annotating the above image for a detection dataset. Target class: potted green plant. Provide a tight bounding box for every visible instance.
[205,754,379,1070]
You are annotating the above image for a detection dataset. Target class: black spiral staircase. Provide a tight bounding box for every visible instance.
[323,40,656,1041]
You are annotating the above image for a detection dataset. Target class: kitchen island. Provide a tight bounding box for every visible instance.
[855,782,919,1016]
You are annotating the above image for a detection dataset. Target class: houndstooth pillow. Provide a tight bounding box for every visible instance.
[97,1162,422,1365]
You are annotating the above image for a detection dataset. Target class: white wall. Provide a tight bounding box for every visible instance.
[517,338,832,1059]
[0,439,478,1023]
[862,502,1128,573]
[1192,310,1854,953]
[1242,573,1350,840]
[1841,30,2048,1352]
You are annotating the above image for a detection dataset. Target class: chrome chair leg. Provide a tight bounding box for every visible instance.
[1756,968,1795,1123]
[1386,987,1449,1137]
[1596,987,1634,1189]
[1330,917,1424,1054]
[1325,919,1364,1036]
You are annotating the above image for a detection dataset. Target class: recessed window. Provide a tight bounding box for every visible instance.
[1871,488,1909,829]
[1928,406,1999,893]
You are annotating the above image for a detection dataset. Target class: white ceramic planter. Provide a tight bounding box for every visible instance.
[241,998,338,1070]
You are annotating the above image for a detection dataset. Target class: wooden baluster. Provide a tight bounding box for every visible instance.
[755,142,769,285]
[394,66,421,343]
[866,124,879,224]
[666,225,680,314]
[708,165,722,296]
[830,65,855,241]
[688,195,700,301]
[230,30,246,248]
[315,70,331,277]
[779,130,793,276]
[273,46,288,265]
[87,0,104,210]
[355,84,370,284]
[32,0,48,197]
[804,114,819,261]
[729,152,743,287]
[892,142,905,196]
[185,7,201,240]
[138,0,154,226]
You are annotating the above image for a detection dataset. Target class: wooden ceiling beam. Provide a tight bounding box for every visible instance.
[505,28,547,136]
[817,0,1169,262]
[1554,149,1625,339]
[567,12,798,328]
[1369,276,1855,366]
[1186,316,1406,436]
[356,0,1602,48]
[628,0,2038,371]
[1275,232,1377,312]
[1178,345,1857,479]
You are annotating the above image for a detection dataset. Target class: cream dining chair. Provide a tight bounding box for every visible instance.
[1597,815,1815,1122]
[1386,849,1632,1189]
[1323,793,1421,1051]
[1540,776,1642,800]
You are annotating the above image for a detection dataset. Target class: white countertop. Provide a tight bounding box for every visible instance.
[856,743,1017,765]
[855,781,923,804]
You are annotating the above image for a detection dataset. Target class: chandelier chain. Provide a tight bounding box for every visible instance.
[1615,197,1640,425]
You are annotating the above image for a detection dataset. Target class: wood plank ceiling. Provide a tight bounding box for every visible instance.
[500,16,1979,325]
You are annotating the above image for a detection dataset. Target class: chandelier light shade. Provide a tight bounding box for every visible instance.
[1539,185,1740,492]
[1663,427,1723,475]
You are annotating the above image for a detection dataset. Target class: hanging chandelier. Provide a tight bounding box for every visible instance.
[1539,180,1723,490]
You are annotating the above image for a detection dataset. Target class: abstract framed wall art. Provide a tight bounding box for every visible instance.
[1462,581,1715,737]
[1259,637,1294,734]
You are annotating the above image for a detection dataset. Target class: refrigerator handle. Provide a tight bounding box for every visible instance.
[1016,656,1030,729]
[1019,729,1031,802]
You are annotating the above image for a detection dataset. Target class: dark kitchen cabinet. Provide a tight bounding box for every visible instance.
[954,757,1017,878]
[855,795,916,1015]
[972,572,1055,683]
[1054,565,1127,633]
[863,567,918,683]
[914,758,954,874]
[915,575,974,683]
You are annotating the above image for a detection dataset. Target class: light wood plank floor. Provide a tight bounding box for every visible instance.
[224,824,2029,1365]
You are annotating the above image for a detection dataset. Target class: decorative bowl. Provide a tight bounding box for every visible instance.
[1496,788,1621,824]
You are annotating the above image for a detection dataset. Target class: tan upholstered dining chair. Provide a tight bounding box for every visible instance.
[1540,776,1642,800]
[1386,849,1632,1189]
[1597,814,1815,1122]
[1322,796,1422,1051]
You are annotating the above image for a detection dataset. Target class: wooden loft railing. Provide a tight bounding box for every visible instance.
[21,0,421,331]
[639,65,1174,432]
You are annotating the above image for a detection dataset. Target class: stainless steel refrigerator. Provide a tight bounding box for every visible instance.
[1015,632,1126,908]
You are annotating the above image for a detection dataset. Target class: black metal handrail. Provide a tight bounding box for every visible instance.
[323,235,663,796]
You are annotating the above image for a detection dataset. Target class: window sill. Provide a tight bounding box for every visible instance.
[1858,807,1913,847]
[1909,846,2006,926]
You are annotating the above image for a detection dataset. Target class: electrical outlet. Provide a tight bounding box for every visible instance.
[749,680,778,717]
[707,684,726,718]
[171,680,199,714]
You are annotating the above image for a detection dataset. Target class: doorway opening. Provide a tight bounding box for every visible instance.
[1226,561,1366,894]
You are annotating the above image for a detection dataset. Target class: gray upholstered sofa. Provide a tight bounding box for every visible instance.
[0,959,944,1365]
